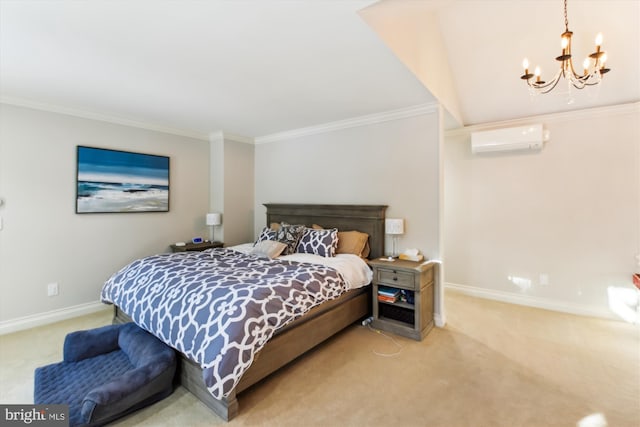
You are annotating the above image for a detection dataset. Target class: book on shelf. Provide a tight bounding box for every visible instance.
[378,286,400,297]
[378,294,399,303]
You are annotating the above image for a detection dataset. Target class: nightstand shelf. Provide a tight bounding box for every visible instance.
[368,258,435,341]
[379,300,415,311]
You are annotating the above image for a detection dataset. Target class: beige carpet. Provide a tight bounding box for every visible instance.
[1,291,638,427]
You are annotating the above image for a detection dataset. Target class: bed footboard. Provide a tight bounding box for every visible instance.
[180,357,239,421]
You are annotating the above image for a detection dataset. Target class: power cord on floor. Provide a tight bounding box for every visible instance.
[360,318,403,357]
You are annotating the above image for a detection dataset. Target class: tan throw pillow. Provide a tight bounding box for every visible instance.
[361,240,371,259]
[336,230,369,257]
[250,240,287,259]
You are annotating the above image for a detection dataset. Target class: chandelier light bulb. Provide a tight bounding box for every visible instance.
[595,33,603,47]
[561,36,569,49]
[534,66,543,83]
[601,53,607,64]
[522,58,529,70]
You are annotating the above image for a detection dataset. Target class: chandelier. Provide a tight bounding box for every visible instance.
[520,0,610,94]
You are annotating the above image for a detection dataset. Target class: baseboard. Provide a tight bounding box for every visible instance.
[1,285,619,335]
[0,301,111,335]
[444,282,617,321]
[434,313,446,328]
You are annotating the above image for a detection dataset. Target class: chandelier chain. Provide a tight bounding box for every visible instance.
[563,0,569,32]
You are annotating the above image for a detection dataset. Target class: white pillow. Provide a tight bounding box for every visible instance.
[250,240,287,259]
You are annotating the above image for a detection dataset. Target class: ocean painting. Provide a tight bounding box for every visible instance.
[76,146,169,213]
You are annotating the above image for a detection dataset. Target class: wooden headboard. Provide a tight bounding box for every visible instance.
[264,204,387,259]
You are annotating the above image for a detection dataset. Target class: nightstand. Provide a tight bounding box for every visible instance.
[170,241,223,252]
[368,258,434,341]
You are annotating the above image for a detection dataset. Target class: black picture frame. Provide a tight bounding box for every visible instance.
[76,146,170,213]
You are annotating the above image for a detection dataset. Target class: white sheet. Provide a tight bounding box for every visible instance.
[228,243,372,290]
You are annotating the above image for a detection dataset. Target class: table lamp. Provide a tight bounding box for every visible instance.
[206,212,222,242]
[385,218,404,259]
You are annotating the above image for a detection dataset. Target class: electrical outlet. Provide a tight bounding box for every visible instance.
[539,274,549,286]
[47,282,59,297]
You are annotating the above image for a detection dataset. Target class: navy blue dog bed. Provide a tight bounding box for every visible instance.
[34,323,176,427]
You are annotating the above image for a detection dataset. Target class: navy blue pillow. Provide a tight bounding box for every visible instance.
[255,227,276,245]
[296,228,338,257]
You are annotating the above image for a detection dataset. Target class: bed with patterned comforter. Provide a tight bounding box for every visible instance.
[100,247,348,400]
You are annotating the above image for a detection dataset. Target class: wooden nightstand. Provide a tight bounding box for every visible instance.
[368,258,434,341]
[170,241,223,252]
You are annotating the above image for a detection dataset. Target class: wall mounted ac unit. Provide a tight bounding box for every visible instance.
[471,124,548,154]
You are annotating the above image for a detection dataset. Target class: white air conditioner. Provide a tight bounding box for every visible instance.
[471,124,547,154]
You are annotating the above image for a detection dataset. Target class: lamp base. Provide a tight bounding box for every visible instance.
[392,235,399,258]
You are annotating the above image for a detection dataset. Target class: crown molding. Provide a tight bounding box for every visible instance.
[208,130,254,144]
[0,96,210,141]
[255,102,439,144]
[445,102,640,137]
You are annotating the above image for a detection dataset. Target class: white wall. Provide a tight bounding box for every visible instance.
[444,103,640,318]
[0,104,210,329]
[254,113,441,255]
[254,110,445,322]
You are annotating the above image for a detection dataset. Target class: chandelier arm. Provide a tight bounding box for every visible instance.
[538,73,564,94]
[528,69,562,93]
[582,79,604,87]
[567,60,585,87]
[565,40,579,79]
[570,79,586,90]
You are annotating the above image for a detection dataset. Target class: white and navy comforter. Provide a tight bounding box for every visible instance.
[100,248,347,399]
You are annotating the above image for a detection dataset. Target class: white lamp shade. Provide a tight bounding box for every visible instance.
[385,218,404,235]
[206,213,222,226]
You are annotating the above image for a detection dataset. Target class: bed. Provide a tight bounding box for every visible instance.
[105,203,387,421]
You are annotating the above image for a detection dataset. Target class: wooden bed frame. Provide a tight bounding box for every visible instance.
[113,203,387,421]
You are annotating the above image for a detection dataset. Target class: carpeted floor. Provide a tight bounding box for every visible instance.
[1,290,638,426]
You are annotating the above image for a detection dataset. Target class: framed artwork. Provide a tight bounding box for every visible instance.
[76,146,170,213]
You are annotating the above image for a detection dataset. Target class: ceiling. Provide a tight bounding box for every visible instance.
[1,0,638,139]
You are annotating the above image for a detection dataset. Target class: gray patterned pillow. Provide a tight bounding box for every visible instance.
[296,228,338,257]
[274,223,306,255]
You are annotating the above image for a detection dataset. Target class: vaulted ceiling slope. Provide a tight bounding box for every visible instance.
[1,1,638,139]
